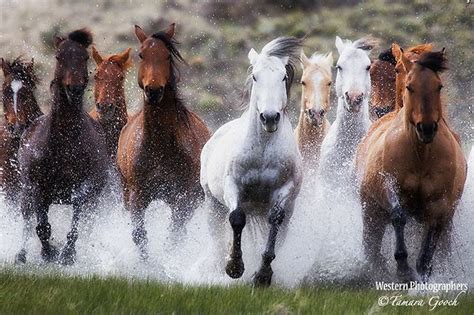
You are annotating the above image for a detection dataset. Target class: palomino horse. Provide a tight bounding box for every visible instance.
[295,51,333,167]
[90,46,132,160]
[200,37,303,286]
[369,48,396,121]
[357,50,466,282]
[0,57,42,207]
[318,36,377,186]
[117,24,210,260]
[15,29,110,265]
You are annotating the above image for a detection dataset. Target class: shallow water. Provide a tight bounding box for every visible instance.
[0,148,473,288]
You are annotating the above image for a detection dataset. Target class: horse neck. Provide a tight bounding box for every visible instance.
[335,96,370,138]
[23,89,42,122]
[143,86,182,138]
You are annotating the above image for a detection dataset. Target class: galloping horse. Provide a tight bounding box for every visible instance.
[117,24,210,260]
[15,29,110,265]
[295,51,333,167]
[357,50,466,282]
[318,36,377,186]
[0,57,42,207]
[369,48,396,121]
[90,46,132,160]
[201,37,303,286]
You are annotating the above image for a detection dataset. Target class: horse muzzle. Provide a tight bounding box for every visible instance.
[7,123,25,137]
[416,122,438,144]
[344,91,364,113]
[259,111,280,133]
[144,86,164,104]
[306,108,325,127]
[97,103,116,120]
[65,84,86,105]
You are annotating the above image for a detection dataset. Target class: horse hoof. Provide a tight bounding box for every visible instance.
[59,247,76,266]
[225,257,245,279]
[397,267,420,283]
[252,267,273,287]
[41,246,59,263]
[15,249,27,264]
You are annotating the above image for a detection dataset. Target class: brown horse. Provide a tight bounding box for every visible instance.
[117,24,210,260]
[0,57,42,207]
[356,50,467,283]
[15,29,110,265]
[295,51,333,167]
[89,46,132,160]
[369,48,396,121]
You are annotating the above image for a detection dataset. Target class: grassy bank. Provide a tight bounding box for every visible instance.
[0,271,473,314]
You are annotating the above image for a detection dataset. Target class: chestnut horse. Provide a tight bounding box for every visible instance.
[356,50,466,283]
[15,29,110,265]
[117,24,210,260]
[0,57,42,207]
[295,51,333,167]
[369,48,396,121]
[90,46,132,160]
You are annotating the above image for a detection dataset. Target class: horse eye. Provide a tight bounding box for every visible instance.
[282,75,287,82]
[395,69,399,74]
[438,84,444,91]
[366,65,371,71]
[301,81,306,86]
[138,53,143,59]
[336,65,342,71]
[252,75,256,82]
[328,81,332,86]
[406,85,413,92]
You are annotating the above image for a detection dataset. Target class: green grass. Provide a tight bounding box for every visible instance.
[1,271,473,314]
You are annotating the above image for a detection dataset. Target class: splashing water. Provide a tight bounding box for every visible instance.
[0,149,473,288]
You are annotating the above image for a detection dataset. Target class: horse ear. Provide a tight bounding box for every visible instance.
[391,43,403,62]
[335,36,345,54]
[165,23,176,39]
[27,58,35,72]
[134,25,148,43]
[248,48,258,65]
[54,36,65,49]
[0,58,10,76]
[326,52,334,65]
[92,46,103,65]
[301,51,310,68]
[119,47,132,68]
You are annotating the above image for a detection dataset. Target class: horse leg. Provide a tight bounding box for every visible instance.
[225,208,246,279]
[207,195,229,270]
[168,199,195,245]
[252,203,286,287]
[126,189,149,261]
[58,204,84,265]
[362,197,389,278]
[15,206,34,264]
[35,201,58,262]
[416,222,445,283]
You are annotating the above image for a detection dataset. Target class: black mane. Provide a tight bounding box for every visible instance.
[416,51,448,73]
[68,28,93,47]
[378,47,396,66]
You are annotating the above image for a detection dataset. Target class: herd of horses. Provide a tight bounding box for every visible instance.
[0,24,468,286]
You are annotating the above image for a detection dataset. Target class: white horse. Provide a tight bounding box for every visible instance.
[200,37,303,286]
[318,36,377,186]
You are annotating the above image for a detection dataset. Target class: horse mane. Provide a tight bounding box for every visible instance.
[416,51,448,73]
[4,57,39,87]
[378,47,396,65]
[352,36,378,51]
[241,37,303,109]
[68,28,93,47]
[150,31,189,124]
[309,53,333,75]
[407,43,433,55]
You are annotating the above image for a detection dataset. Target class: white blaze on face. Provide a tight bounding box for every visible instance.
[11,80,23,114]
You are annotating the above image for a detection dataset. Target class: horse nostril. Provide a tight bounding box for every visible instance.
[260,113,266,123]
[433,122,438,132]
[275,112,280,122]
[319,109,325,117]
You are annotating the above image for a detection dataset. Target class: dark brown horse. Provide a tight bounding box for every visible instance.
[117,24,210,260]
[15,29,110,265]
[369,48,396,121]
[0,57,42,207]
[90,46,131,160]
